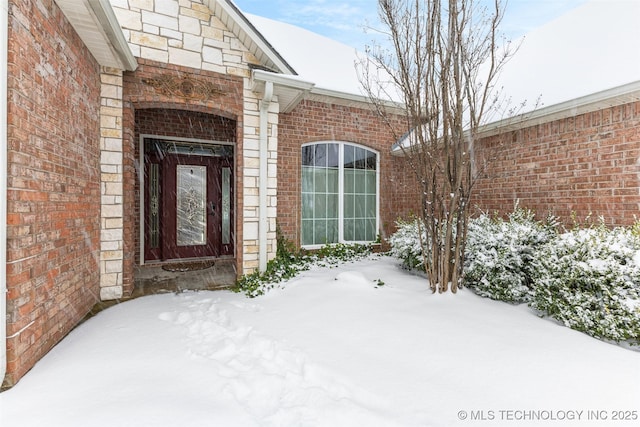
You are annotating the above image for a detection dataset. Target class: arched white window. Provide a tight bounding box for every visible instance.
[301,141,379,247]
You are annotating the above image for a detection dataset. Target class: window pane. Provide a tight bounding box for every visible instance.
[302,146,314,166]
[354,170,366,193]
[314,169,327,192]
[365,170,376,194]
[344,169,355,194]
[366,194,376,218]
[355,147,366,169]
[316,220,327,244]
[327,219,338,243]
[302,166,314,192]
[314,194,327,218]
[327,193,338,218]
[314,144,327,167]
[366,218,376,241]
[344,194,354,219]
[344,219,354,241]
[366,150,377,170]
[354,194,366,218]
[344,144,355,168]
[327,168,339,193]
[354,219,367,241]
[302,193,314,219]
[327,143,339,167]
[302,219,314,245]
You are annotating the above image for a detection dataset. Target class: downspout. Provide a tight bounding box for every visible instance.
[258,81,273,272]
[1,0,9,386]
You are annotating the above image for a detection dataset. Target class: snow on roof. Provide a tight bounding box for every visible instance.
[245,13,367,96]
[242,0,639,116]
[497,0,640,114]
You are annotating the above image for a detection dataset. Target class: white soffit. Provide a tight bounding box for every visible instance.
[55,0,136,70]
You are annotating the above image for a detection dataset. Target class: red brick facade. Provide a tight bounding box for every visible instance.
[277,99,420,246]
[4,0,102,387]
[3,0,639,392]
[472,101,640,226]
[122,59,244,292]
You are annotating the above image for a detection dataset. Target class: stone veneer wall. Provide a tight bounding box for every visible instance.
[4,0,102,387]
[99,67,125,300]
[110,0,279,278]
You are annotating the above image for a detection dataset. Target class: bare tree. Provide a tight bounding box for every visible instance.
[360,0,513,293]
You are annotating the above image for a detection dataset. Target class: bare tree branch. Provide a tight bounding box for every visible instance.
[359,0,514,293]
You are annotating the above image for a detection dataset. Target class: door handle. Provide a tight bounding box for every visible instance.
[209,202,216,216]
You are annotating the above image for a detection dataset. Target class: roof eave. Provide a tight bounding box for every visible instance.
[252,69,314,113]
[208,0,296,75]
[55,0,137,71]
[391,81,640,157]
[477,80,640,138]
[309,86,405,113]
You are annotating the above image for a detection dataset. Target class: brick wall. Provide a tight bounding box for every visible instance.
[4,0,102,387]
[135,108,236,142]
[472,101,640,226]
[277,99,419,246]
[122,59,243,287]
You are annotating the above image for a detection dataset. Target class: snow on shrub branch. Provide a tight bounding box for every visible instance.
[531,225,640,344]
[465,208,558,303]
[388,209,640,346]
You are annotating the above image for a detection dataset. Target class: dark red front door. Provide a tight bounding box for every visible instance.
[144,139,234,262]
[163,155,218,259]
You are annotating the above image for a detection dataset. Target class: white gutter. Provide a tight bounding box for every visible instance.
[1,0,9,386]
[477,80,640,138]
[390,80,640,156]
[309,86,405,112]
[258,81,273,272]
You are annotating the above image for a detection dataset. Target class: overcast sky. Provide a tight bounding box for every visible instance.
[233,0,590,50]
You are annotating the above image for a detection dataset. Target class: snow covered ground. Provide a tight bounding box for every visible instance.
[1,255,639,426]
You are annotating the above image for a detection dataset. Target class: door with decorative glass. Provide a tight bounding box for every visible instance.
[144,139,234,262]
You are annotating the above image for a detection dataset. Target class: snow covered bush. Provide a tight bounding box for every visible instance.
[531,225,640,344]
[389,209,640,345]
[388,218,429,271]
[464,208,557,303]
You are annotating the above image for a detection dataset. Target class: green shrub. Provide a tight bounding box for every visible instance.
[464,208,557,303]
[530,225,640,344]
[233,234,373,298]
[388,218,428,271]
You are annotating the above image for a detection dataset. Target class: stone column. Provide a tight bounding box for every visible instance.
[99,67,124,300]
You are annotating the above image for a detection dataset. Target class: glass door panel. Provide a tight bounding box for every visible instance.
[176,165,207,246]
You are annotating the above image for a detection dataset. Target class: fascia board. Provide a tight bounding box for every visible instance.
[212,0,296,75]
[88,0,137,71]
[391,81,640,156]
[478,80,640,137]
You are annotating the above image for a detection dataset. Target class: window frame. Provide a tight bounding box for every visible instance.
[301,141,380,249]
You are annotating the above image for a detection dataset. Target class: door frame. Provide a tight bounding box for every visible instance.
[139,134,235,265]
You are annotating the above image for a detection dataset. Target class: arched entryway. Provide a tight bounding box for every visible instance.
[136,109,236,266]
